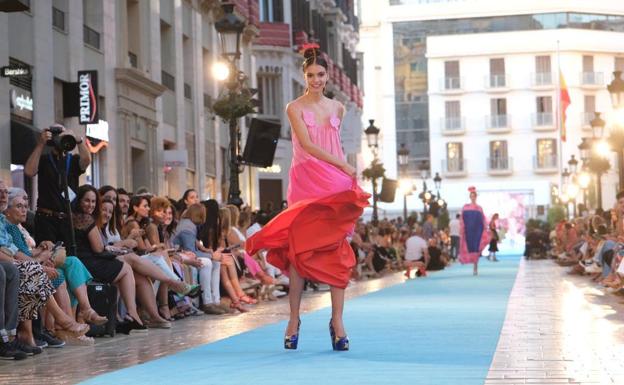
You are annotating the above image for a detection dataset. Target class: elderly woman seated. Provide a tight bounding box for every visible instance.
[1,184,89,354]
[4,190,108,329]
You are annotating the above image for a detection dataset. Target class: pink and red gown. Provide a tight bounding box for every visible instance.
[245,109,370,289]
[459,203,490,264]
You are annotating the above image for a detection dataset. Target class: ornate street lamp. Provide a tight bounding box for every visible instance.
[608,71,624,110]
[578,137,591,164]
[607,72,624,190]
[214,3,246,206]
[433,172,442,192]
[590,112,606,139]
[365,119,380,150]
[568,155,578,174]
[578,171,591,208]
[215,4,245,62]
[364,120,382,224]
[561,168,570,183]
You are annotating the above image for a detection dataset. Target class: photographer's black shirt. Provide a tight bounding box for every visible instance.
[36,153,84,212]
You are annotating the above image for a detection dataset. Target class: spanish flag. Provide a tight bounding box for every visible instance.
[559,70,571,142]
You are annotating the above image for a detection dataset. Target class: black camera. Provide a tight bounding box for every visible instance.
[46,125,77,152]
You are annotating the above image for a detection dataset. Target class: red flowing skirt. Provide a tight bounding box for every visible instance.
[246,186,370,289]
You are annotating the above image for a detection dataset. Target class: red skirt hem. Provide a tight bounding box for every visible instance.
[246,187,370,289]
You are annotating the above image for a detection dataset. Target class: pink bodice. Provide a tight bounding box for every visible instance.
[291,109,345,166]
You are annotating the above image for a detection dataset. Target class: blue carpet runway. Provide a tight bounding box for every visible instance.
[80,256,520,385]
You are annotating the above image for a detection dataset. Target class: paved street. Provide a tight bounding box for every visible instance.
[486,260,624,385]
[3,258,623,385]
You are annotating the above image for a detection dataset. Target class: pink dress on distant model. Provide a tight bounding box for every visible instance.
[246,109,370,289]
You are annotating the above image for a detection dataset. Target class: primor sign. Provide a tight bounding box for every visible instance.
[77,70,98,124]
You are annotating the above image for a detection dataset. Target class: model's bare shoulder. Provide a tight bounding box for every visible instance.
[330,99,346,118]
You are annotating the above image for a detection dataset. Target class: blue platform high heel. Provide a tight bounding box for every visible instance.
[284,319,301,350]
[329,319,349,351]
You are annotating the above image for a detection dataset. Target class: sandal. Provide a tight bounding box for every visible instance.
[158,303,173,321]
[239,294,258,305]
[78,308,108,326]
[230,301,250,313]
[56,319,90,337]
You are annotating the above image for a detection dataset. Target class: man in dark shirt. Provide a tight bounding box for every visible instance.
[24,124,91,246]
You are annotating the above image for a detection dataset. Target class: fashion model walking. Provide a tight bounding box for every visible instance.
[459,187,490,275]
[246,45,369,351]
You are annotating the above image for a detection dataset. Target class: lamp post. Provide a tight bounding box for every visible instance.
[578,170,590,209]
[365,119,381,224]
[561,168,570,184]
[433,172,442,195]
[398,143,410,220]
[608,71,624,190]
[568,155,578,174]
[580,112,611,209]
[214,3,246,206]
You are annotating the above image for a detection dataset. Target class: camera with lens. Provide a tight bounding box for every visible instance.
[46,125,77,152]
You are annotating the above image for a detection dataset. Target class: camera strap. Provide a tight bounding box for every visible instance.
[48,153,76,202]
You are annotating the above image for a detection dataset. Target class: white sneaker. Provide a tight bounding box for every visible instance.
[584,263,602,274]
[276,275,290,286]
[272,289,287,298]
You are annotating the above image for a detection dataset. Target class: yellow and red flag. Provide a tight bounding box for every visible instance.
[559,70,571,142]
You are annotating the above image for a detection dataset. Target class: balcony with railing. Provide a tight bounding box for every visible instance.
[440,77,462,92]
[487,157,513,175]
[256,22,290,47]
[533,155,558,174]
[580,72,604,87]
[532,72,553,87]
[532,112,555,131]
[485,74,508,90]
[442,158,467,178]
[441,117,465,135]
[486,114,510,133]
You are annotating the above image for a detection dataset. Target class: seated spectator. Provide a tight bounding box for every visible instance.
[117,188,131,220]
[116,194,197,328]
[4,190,107,329]
[70,185,146,333]
[227,204,275,289]
[198,200,250,313]
[171,203,226,315]
[0,183,26,360]
[1,180,88,354]
[176,189,200,217]
[218,207,258,305]
[404,225,428,279]
[426,238,448,271]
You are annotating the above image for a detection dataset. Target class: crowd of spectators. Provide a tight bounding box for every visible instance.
[545,191,624,295]
[0,124,460,361]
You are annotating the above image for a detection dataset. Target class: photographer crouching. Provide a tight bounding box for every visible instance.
[24,124,91,247]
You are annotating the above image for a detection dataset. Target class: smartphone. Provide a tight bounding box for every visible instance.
[222,248,231,253]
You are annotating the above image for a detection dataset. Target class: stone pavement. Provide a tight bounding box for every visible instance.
[3,258,623,385]
[0,273,405,385]
[485,259,624,385]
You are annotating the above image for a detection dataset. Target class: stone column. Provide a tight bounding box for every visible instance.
[168,0,187,199]
[32,0,54,127]
[65,0,86,173]
[149,0,165,194]
[0,12,10,182]
[101,0,120,187]
[192,6,206,199]
[117,0,129,67]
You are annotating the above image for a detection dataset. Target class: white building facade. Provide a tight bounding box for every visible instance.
[359,0,624,221]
